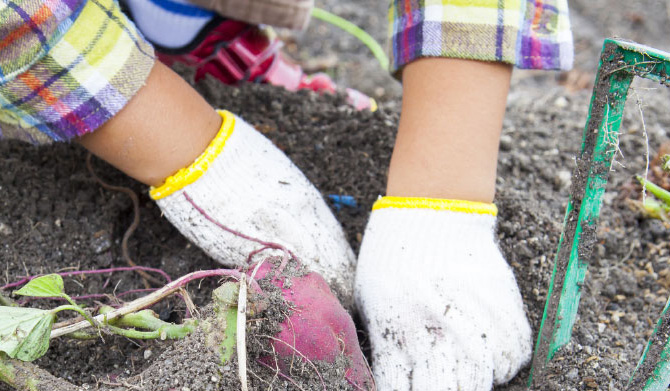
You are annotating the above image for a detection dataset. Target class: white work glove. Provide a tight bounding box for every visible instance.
[150,110,355,301]
[355,196,532,390]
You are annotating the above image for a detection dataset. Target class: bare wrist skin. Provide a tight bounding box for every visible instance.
[386,58,512,203]
[77,61,222,187]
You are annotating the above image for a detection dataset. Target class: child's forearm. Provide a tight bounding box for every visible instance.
[386,57,512,203]
[77,61,222,187]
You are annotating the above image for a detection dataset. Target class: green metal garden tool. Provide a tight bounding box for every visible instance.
[528,38,670,390]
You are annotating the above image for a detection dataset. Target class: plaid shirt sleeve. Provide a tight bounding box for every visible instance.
[389,0,573,75]
[0,0,155,144]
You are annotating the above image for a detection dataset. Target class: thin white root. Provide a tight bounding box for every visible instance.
[632,88,651,204]
[238,274,249,391]
[179,287,199,318]
[248,258,268,282]
[259,334,327,391]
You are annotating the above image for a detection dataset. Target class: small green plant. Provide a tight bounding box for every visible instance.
[0,274,90,361]
[0,273,204,363]
[632,154,670,221]
[634,176,670,220]
[0,266,253,391]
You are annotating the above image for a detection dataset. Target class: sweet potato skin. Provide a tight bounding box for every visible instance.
[250,261,374,390]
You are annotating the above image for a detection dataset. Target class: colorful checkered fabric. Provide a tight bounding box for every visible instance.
[389,0,573,75]
[0,0,154,144]
[1,0,571,143]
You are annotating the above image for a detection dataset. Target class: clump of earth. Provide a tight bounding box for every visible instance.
[3,0,670,390]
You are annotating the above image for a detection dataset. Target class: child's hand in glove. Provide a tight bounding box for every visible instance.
[355,197,532,390]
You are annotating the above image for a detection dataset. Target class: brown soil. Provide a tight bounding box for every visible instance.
[3,0,670,390]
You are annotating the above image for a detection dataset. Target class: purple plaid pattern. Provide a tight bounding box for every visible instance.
[0,0,155,144]
[389,0,573,75]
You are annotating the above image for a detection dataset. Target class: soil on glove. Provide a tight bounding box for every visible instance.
[3,0,670,390]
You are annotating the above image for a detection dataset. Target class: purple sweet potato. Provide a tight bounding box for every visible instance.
[248,260,374,390]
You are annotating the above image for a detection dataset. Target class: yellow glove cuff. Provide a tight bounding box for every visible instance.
[372,196,497,216]
[150,110,235,200]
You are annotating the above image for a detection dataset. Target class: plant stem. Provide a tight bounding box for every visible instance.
[237,274,249,391]
[60,293,79,309]
[52,301,98,330]
[311,7,389,70]
[107,310,197,340]
[0,293,16,307]
[51,305,84,314]
[1,354,81,391]
[637,175,670,205]
[106,323,159,340]
[50,269,254,339]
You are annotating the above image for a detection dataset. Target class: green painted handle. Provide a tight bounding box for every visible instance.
[528,38,670,389]
[627,297,670,391]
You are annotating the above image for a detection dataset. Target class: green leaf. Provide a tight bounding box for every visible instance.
[213,282,239,307]
[0,307,55,361]
[13,315,54,362]
[212,283,239,364]
[14,275,65,298]
[220,307,238,364]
